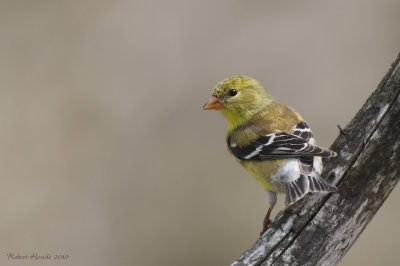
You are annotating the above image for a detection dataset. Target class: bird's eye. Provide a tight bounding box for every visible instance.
[229,89,238,97]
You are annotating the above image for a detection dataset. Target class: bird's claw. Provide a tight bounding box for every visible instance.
[260,218,271,236]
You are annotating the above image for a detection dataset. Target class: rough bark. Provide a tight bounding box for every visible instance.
[231,53,400,266]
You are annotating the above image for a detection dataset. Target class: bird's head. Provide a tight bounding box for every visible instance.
[203,76,273,129]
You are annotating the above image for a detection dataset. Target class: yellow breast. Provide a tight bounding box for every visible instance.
[239,159,286,192]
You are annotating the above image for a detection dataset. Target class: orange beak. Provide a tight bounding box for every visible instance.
[202,96,223,110]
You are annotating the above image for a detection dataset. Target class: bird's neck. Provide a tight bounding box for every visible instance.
[223,100,271,132]
[222,109,250,132]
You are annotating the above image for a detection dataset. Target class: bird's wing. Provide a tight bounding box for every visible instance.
[228,131,336,161]
[290,121,314,142]
[291,122,315,174]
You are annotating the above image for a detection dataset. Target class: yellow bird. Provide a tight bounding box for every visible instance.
[203,76,337,235]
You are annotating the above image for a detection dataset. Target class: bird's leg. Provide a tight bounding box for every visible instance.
[260,207,272,236]
[261,191,277,236]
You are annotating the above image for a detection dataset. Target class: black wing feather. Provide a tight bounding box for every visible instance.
[291,122,315,173]
[291,122,313,142]
[228,129,336,161]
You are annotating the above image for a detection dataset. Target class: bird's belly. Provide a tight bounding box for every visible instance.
[240,159,286,192]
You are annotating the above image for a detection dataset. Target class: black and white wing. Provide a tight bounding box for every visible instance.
[228,132,336,161]
[291,122,315,174]
[291,122,314,143]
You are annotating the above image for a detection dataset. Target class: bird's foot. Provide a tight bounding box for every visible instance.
[260,218,271,236]
[260,211,272,236]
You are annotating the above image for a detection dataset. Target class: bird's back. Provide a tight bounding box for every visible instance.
[227,101,303,147]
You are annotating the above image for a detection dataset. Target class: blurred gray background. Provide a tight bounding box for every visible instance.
[0,1,399,266]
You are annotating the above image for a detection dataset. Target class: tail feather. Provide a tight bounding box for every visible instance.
[285,174,337,206]
[308,174,337,193]
[285,174,309,206]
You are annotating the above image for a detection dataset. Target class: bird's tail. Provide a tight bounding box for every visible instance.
[285,174,337,206]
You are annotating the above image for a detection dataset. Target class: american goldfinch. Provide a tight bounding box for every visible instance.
[203,76,337,235]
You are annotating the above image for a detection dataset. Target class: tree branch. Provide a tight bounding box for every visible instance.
[231,53,400,266]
